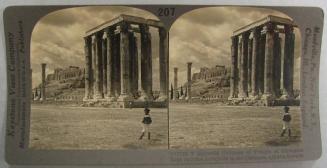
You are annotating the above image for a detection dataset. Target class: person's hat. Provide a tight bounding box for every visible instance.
[284,106,290,111]
[144,108,150,112]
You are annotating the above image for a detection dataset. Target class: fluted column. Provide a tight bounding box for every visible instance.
[118,22,132,101]
[129,32,138,97]
[83,36,92,100]
[187,62,192,101]
[248,38,253,93]
[282,25,295,99]
[102,32,108,96]
[229,36,238,99]
[173,67,178,100]
[92,34,102,99]
[139,24,153,100]
[250,27,261,98]
[238,32,250,98]
[262,22,276,99]
[106,29,115,99]
[158,27,169,101]
[41,63,46,101]
[273,33,281,97]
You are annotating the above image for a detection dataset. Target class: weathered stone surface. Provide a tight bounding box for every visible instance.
[229,36,238,99]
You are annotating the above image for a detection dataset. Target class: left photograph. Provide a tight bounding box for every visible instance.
[29,6,169,150]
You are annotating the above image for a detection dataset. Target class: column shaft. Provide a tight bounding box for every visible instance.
[119,22,131,100]
[83,36,92,100]
[248,38,253,93]
[158,27,169,101]
[273,34,281,97]
[282,25,295,98]
[263,22,276,98]
[229,36,238,98]
[140,24,153,100]
[238,32,249,98]
[106,29,114,98]
[41,63,46,101]
[251,28,261,97]
[187,62,192,101]
[102,32,108,96]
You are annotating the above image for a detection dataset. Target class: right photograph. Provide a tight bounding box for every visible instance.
[169,7,302,149]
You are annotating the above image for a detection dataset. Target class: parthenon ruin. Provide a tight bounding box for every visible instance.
[83,15,168,108]
[229,15,298,106]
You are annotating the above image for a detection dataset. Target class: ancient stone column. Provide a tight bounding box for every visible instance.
[173,67,178,100]
[250,28,261,98]
[187,62,192,101]
[282,25,295,99]
[229,36,238,99]
[118,22,132,101]
[106,29,115,99]
[263,22,276,99]
[92,35,102,99]
[248,38,253,93]
[237,37,243,97]
[238,32,249,98]
[41,63,46,101]
[102,32,108,96]
[273,34,281,97]
[113,33,121,97]
[139,24,153,100]
[158,27,169,101]
[129,32,138,97]
[83,36,92,100]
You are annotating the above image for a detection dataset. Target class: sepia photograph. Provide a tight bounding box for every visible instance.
[168,7,302,149]
[29,6,169,150]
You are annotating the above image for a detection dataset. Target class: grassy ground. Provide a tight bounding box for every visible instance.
[30,104,302,150]
[29,104,168,150]
[169,103,302,149]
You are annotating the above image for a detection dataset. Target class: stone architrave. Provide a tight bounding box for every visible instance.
[118,22,132,101]
[229,36,238,99]
[282,25,295,99]
[158,27,168,101]
[262,22,276,99]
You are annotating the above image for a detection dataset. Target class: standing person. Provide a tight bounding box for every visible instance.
[139,108,152,140]
[280,106,292,137]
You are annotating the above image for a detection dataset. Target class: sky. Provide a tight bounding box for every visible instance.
[31,6,301,90]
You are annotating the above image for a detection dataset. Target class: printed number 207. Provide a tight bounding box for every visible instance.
[158,8,175,17]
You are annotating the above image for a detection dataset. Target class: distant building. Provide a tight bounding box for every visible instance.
[192,65,230,87]
[46,66,84,82]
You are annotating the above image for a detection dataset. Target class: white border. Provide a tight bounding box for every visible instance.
[0,1,326,168]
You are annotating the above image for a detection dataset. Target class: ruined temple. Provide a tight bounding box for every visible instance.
[83,14,168,108]
[192,65,230,86]
[229,15,299,106]
[46,66,84,82]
